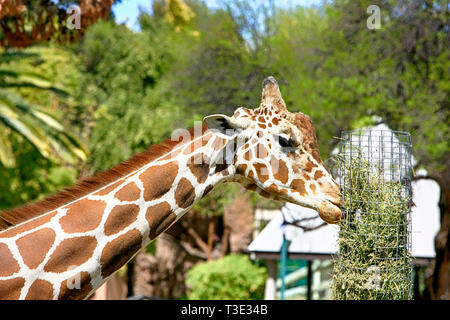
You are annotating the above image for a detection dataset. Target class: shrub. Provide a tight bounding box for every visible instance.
[186,254,267,300]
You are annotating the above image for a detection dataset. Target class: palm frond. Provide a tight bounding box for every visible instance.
[0,50,88,167]
[0,102,54,159]
[0,69,69,96]
[0,122,15,168]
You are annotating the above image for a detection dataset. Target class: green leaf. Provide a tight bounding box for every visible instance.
[0,123,15,168]
[0,103,54,159]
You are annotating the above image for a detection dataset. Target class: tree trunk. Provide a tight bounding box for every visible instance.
[425,184,450,299]
[223,193,254,253]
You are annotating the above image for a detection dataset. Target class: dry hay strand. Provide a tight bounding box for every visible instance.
[331,156,412,300]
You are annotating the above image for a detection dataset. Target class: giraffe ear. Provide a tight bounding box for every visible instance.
[203,114,249,136]
[203,114,235,136]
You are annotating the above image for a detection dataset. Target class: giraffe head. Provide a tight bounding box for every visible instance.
[203,76,342,223]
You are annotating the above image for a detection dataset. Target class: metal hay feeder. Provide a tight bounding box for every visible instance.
[333,129,413,300]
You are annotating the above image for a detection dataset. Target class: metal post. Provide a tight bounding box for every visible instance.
[264,259,278,300]
[306,260,313,300]
[280,233,289,300]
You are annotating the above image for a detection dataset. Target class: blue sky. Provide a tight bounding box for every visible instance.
[113,0,321,31]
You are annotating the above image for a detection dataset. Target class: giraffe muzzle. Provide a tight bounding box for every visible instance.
[318,199,343,224]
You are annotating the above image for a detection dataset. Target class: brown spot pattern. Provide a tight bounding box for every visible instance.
[182,141,194,155]
[100,229,143,279]
[140,162,178,201]
[212,137,227,151]
[60,199,106,234]
[310,184,317,193]
[272,157,289,184]
[160,147,182,161]
[201,132,213,146]
[104,204,140,236]
[115,182,140,201]
[304,161,317,172]
[259,190,272,199]
[0,278,25,299]
[187,154,210,184]
[58,271,93,300]
[292,179,307,196]
[244,149,252,161]
[215,162,230,174]
[0,211,57,238]
[16,228,56,269]
[291,113,322,163]
[253,163,270,183]
[314,170,325,180]
[202,185,214,197]
[0,243,19,277]
[25,279,54,300]
[174,178,196,209]
[94,180,125,196]
[268,183,289,195]
[236,163,248,175]
[44,236,97,273]
[145,202,176,239]
[255,144,268,159]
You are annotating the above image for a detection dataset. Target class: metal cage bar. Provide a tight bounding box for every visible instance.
[333,129,413,300]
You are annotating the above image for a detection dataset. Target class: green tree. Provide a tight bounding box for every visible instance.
[167,1,272,116]
[74,19,184,172]
[267,0,449,299]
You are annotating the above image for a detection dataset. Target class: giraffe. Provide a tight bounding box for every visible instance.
[0,76,341,300]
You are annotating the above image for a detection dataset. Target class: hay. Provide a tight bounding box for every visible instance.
[331,156,413,300]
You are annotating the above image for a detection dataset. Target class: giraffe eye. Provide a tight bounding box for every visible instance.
[278,136,296,148]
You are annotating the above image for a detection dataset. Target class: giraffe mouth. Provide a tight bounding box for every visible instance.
[328,199,342,209]
[319,199,343,224]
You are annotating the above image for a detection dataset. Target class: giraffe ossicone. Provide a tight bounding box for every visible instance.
[0,76,341,300]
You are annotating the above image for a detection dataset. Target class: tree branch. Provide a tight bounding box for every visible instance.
[159,233,207,260]
[187,226,211,260]
[220,227,230,258]
[282,221,328,232]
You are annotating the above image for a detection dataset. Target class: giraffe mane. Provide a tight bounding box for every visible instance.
[290,112,322,164]
[0,126,207,231]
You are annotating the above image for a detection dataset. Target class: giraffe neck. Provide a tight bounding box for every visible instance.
[0,130,237,300]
